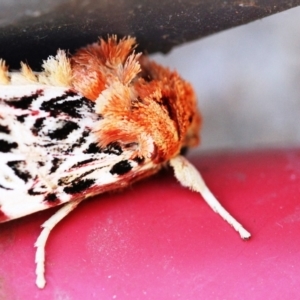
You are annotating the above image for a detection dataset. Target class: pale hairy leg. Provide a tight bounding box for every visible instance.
[169,155,251,240]
[35,199,82,288]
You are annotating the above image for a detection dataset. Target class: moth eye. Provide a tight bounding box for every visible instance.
[188,115,193,124]
[180,146,188,155]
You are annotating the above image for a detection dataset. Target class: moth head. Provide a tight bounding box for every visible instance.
[136,57,201,159]
[71,36,201,162]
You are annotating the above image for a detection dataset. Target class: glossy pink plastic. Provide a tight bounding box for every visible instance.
[1,148,299,299]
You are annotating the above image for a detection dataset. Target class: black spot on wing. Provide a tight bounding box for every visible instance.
[69,130,89,152]
[84,142,123,155]
[40,91,95,118]
[5,90,43,109]
[0,184,12,190]
[0,140,18,152]
[32,117,45,136]
[45,193,58,202]
[71,158,97,169]
[84,142,101,154]
[16,115,26,123]
[38,161,45,167]
[28,188,44,195]
[7,161,31,182]
[103,142,123,155]
[48,121,79,140]
[63,178,95,194]
[110,160,132,175]
[58,168,100,186]
[55,90,77,100]
[0,124,10,134]
[50,157,63,173]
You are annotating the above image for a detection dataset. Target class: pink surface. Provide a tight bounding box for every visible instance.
[1,148,300,299]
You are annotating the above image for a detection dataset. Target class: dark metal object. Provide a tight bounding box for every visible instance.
[0,0,299,69]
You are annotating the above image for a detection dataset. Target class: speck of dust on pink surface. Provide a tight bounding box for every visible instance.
[0,148,300,299]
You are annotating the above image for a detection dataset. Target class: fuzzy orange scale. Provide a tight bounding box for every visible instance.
[71,36,201,162]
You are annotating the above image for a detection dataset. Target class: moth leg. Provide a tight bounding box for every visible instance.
[169,155,251,240]
[35,199,82,289]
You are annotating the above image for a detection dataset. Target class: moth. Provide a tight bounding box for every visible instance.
[0,35,251,288]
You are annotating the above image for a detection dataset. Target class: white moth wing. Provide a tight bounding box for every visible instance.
[0,85,158,221]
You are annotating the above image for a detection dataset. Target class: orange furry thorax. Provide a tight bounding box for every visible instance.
[71,35,201,162]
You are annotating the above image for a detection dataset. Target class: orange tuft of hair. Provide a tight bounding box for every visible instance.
[71,36,201,162]
[71,35,137,100]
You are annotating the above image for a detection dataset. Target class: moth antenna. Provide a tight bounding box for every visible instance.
[0,59,10,84]
[35,199,82,288]
[169,155,251,239]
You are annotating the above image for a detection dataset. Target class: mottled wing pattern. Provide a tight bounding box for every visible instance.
[0,85,158,222]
